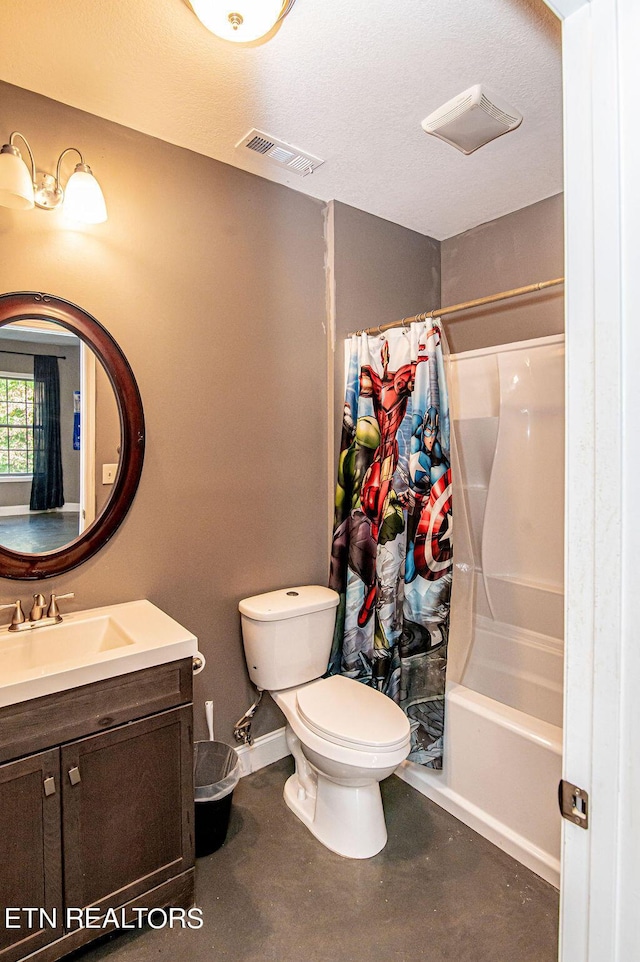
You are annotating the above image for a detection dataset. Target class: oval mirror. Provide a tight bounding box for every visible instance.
[0,292,144,579]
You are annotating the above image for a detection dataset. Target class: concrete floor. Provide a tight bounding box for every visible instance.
[82,757,559,962]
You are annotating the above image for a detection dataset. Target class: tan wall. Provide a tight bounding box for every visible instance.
[440,193,564,353]
[0,81,329,742]
[332,201,441,335]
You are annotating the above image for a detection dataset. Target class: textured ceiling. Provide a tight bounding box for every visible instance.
[0,0,562,240]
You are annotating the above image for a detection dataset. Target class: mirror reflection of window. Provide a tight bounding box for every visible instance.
[0,373,35,477]
[0,322,81,553]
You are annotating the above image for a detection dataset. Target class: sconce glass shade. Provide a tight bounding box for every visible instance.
[0,145,35,210]
[63,164,107,224]
[190,0,286,42]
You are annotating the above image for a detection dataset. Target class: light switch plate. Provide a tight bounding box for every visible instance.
[102,463,118,485]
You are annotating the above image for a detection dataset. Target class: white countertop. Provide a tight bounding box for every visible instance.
[0,599,198,708]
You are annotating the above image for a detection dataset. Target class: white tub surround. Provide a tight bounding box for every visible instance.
[463,616,563,728]
[402,335,565,887]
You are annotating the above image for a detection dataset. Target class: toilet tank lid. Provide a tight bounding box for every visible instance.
[238,586,339,622]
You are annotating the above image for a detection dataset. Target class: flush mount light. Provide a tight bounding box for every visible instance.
[188,0,297,43]
[0,132,107,224]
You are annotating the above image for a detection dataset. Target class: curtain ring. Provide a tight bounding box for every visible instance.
[400,316,408,333]
[377,325,384,336]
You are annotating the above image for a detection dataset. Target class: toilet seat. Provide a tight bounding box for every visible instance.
[296,675,410,753]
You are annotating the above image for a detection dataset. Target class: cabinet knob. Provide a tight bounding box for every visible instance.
[68,766,81,786]
[43,776,56,796]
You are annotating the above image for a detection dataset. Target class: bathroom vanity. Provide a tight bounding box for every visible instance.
[0,602,197,962]
[0,296,197,961]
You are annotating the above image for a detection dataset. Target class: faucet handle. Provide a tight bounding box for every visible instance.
[0,600,26,626]
[47,592,75,619]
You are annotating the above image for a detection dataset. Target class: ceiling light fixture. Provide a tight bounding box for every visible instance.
[0,132,107,224]
[188,0,297,43]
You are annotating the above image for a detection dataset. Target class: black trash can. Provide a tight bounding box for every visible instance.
[194,740,241,857]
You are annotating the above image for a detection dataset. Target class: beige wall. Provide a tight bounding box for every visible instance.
[332,201,441,336]
[0,81,329,742]
[441,193,564,353]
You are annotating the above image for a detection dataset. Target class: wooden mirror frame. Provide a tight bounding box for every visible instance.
[0,292,145,579]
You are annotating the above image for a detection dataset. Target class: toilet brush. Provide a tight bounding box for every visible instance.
[205,700,214,741]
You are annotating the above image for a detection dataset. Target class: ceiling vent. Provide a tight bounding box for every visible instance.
[236,129,324,177]
[421,85,523,155]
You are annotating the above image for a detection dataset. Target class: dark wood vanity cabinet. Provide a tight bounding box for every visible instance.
[0,749,63,962]
[0,659,195,962]
[62,707,193,914]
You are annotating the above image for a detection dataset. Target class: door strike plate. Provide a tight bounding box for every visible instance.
[559,779,589,829]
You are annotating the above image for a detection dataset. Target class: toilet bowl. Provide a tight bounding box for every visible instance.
[274,675,410,858]
[239,586,411,859]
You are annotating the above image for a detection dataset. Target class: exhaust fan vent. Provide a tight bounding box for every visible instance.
[422,85,523,155]
[237,129,324,177]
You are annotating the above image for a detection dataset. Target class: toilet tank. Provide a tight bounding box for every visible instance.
[239,586,339,691]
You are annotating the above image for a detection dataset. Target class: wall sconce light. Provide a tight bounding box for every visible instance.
[188,0,297,43]
[0,132,107,224]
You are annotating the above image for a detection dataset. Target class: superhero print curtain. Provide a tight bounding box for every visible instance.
[329,322,452,768]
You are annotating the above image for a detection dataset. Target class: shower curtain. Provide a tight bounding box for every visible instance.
[30,355,64,512]
[329,321,452,768]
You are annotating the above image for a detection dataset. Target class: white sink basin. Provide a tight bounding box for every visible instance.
[0,600,198,708]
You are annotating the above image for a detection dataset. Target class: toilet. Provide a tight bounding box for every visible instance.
[239,585,411,859]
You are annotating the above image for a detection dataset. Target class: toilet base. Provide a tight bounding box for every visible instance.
[283,770,388,859]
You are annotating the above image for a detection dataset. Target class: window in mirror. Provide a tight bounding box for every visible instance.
[0,373,35,476]
[0,322,86,554]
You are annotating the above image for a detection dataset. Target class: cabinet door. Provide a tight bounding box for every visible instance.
[0,749,63,962]
[61,706,194,916]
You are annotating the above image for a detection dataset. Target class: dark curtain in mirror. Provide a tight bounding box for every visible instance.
[30,355,65,511]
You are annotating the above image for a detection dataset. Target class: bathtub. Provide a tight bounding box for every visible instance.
[396,625,563,888]
[397,334,564,889]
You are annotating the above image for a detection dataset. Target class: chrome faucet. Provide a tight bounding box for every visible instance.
[0,592,75,632]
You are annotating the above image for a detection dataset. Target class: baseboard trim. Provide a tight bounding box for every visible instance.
[0,502,81,517]
[236,726,290,777]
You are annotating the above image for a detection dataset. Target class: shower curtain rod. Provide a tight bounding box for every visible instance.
[350,277,565,337]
